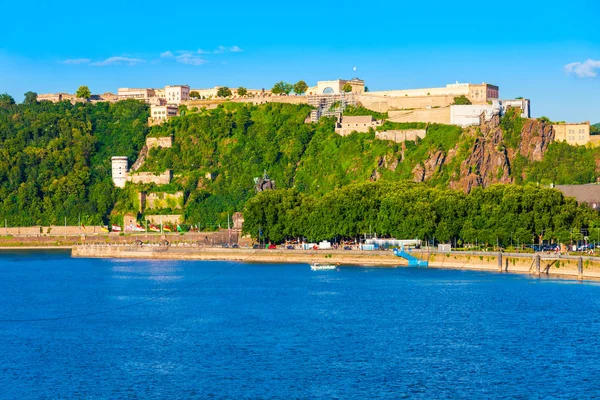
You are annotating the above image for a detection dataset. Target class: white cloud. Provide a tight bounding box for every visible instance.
[91,56,146,66]
[196,46,242,54]
[63,58,91,65]
[160,51,174,58]
[565,59,600,78]
[175,52,207,66]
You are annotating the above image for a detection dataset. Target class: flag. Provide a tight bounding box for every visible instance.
[135,224,145,232]
[149,224,160,232]
[112,224,122,232]
[80,224,86,231]
[101,227,109,232]
[177,224,183,232]
[163,225,172,232]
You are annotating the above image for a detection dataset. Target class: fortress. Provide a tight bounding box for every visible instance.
[38,77,594,146]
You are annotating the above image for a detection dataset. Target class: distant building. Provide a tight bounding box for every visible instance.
[117,88,156,102]
[450,98,531,127]
[150,104,178,123]
[37,93,65,102]
[335,115,382,136]
[111,157,129,188]
[552,122,590,146]
[367,82,499,104]
[555,184,600,210]
[165,85,190,105]
[306,78,365,96]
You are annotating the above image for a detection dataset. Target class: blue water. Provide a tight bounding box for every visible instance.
[1,251,600,398]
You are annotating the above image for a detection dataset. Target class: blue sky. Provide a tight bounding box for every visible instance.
[1,0,599,122]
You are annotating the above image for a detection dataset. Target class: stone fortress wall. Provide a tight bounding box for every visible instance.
[375,129,427,143]
[145,136,173,149]
[127,170,172,185]
[139,191,184,210]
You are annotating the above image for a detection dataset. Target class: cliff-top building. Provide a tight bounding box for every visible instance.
[552,122,591,146]
[367,82,499,104]
[306,78,365,95]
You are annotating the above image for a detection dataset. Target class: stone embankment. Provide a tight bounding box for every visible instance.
[71,245,600,281]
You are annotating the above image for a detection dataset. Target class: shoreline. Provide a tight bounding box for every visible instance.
[70,245,600,282]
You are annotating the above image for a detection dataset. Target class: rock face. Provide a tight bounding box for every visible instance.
[413,150,446,182]
[448,113,553,192]
[518,118,554,162]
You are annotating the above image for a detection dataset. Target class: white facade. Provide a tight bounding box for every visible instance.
[450,105,496,127]
[450,99,531,127]
[117,88,155,101]
[165,85,190,105]
[150,104,178,122]
[111,157,129,188]
[306,79,365,96]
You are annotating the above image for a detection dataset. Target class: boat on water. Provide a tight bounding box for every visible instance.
[310,262,337,271]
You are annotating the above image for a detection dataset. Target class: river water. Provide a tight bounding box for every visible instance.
[1,250,599,398]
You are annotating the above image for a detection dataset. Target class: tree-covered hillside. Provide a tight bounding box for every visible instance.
[0,100,148,225]
[0,99,598,231]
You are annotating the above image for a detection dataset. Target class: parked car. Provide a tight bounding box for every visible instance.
[268,244,277,249]
[286,245,294,250]
[232,243,239,248]
[343,246,352,250]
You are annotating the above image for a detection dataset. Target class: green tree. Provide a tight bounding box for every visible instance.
[0,93,15,106]
[452,95,472,105]
[76,85,91,99]
[237,87,248,97]
[364,86,369,92]
[23,91,38,105]
[271,81,293,95]
[342,82,353,93]
[293,80,308,95]
[217,87,232,97]
[189,91,200,99]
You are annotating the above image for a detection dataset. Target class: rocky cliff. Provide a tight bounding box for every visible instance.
[410,113,555,192]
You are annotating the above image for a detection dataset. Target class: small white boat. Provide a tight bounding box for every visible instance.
[310,262,337,271]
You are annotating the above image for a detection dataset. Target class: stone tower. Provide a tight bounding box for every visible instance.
[111,156,129,188]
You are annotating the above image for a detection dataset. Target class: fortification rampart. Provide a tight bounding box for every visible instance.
[359,94,459,112]
[145,214,183,224]
[2,226,106,236]
[140,191,184,210]
[146,136,173,149]
[127,170,172,185]
[376,129,427,143]
[387,108,451,124]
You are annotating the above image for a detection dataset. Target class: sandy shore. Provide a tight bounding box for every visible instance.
[70,245,600,281]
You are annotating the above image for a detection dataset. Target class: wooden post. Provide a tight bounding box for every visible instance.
[578,257,584,280]
[535,254,541,275]
[498,252,503,272]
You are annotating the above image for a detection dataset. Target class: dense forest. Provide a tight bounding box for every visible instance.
[243,182,599,245]
[0,98,598,237]
[0,99,148,225]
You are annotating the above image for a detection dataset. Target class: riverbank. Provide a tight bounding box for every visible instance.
[71,245,600,281]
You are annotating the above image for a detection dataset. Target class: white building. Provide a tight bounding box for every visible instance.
[165,85,190,105]
[150,104,178,123]
[335,115,382,136]
[306,78,365,95]
[450,99,531,127]
[111,157,129,188]
[117,88,155,102]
